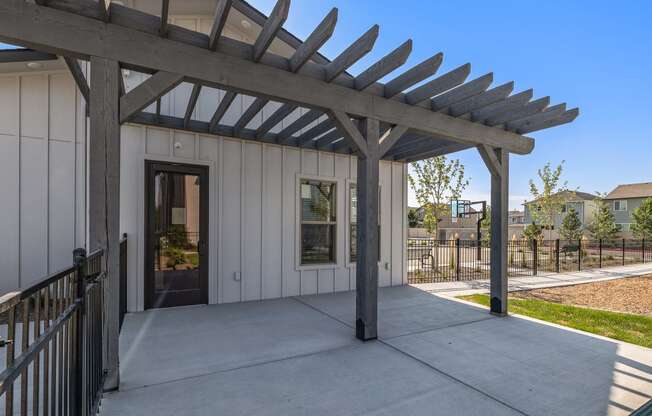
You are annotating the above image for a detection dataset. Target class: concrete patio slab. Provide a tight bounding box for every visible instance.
[385,310,652,416]
[103,342,522,416]
[297,285,492,339]
[118,298,357,390]
[102,285,652,416]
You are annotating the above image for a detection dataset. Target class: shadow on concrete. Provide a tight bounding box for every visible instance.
[99,285,652,416]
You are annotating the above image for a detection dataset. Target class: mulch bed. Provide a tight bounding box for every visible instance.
[512,275,652,316]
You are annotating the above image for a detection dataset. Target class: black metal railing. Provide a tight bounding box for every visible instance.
[1,248,105,416]
[119,235,128,332]
[407,238,649,284]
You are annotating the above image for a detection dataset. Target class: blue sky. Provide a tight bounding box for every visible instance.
[249,0,652,209]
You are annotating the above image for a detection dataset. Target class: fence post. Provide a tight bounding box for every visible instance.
[73,248,87,416]
[532,239,538,276]
[578,239,582,271]
[455,238,461,281]
[555,239,560,273]
[599,239,602,268]
[622,238,626,266]
[643,239,646,263]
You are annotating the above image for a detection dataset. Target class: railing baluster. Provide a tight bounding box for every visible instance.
[20,297,30,416]
[58,278,64,416]
[5,305,17,415]
[44,285,51,416]
[33,288,42,416]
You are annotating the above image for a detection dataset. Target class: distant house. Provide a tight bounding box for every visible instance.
[523,190,599,239]
[508,210,526,240]
[408,204,483,240]
[605,182,652,237]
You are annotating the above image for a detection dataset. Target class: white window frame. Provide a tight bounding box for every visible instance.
[295,174,342,271]
[346,179,382,267]
[613,200,628,211]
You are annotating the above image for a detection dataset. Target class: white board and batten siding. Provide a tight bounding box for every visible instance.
[0,70,87,295]
[0,15,409,311]
[121,125,409,312]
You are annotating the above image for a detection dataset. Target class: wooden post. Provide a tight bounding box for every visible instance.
[356,118,380,341]
[489,148,509,315]
[89,56,121,391]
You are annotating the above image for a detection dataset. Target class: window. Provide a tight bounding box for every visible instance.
[300,179,336,265]
[614,200,627,211]
[349,183,380,263]
[616,223,630,232]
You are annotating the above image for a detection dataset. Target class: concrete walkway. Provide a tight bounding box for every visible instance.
[413,263,652,297]
[101,285,652,416]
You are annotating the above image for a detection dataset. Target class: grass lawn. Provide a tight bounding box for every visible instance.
[460,294,652,348]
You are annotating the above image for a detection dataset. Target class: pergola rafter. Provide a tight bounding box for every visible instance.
[0,0,579,364]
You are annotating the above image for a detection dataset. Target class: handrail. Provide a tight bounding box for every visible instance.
[0,248,106,416]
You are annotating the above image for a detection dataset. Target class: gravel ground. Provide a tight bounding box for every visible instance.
[512,275,652,316]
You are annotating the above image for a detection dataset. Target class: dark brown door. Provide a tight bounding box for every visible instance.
[145,161,209,309]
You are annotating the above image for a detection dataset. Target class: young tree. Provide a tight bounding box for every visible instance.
[408,156,469,235]
[480,206,491,243]
[631,197,652,239]
[560,207,583,240]
[587,196,619,240]
[528,162,572,239]
[523,223,542,242]
[407,208,420,228]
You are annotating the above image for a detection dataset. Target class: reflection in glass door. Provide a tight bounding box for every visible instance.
[145,162,208,309]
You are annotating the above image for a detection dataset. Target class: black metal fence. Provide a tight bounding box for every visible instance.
[1,248,105,416]
[408,238,650,284]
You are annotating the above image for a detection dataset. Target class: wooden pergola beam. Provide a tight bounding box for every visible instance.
[209,91,237,132]
[208,0,233,50]
[277,109,322,144]
[63,56,90,106]
[384,53,443,99]
[471,89,533,123]
[325,25,379,82]
[431,73,493,111]
[405,63,470,105]
[295,119,336,146]
[486,96,550,127]
[329,111,368,156]
[448,82,514,117]
[252,0,290,62]
[378,125,410,157]
[159,0,170,36]
[289,8,337,72]
[505,103,565,132]
[120,71,184,123]
[184,84,202,128]
[0,0,536,153]
[517,107,579,134]
[355,39,412,91]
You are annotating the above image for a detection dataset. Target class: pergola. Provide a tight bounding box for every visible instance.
[0,0,578,390]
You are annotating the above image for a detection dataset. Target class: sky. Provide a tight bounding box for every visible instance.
[247,0,652,209]
[3,1,650,210]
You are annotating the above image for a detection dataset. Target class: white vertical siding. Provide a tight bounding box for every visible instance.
[120,123,408,311]
[0,71,85,294]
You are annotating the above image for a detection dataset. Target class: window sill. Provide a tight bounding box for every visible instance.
[296,263,340,272]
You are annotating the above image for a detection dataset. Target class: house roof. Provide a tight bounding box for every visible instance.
[605,182,652,200]
[524,190,598,205]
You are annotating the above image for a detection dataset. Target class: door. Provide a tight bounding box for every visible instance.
[145,161,209,309]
